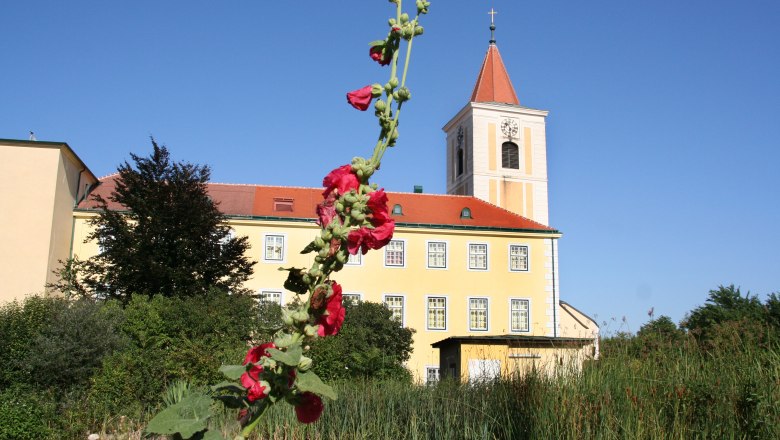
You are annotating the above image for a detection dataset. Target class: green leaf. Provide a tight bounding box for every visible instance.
[300,241,318,254]
[145,393,213,439]
[368,39,385,46]
[211,381,245,394]
[219,364,246,380]
[267,345,302,367]
[296,370,338,400]
[201,431,226,440]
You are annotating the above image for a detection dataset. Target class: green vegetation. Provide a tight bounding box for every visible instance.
[1,285,778,439]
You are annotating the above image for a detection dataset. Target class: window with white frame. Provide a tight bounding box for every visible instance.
[427,297,447,330]
[511,299,530,332]
[384,295,404,324]
[264,235,284,261]
[426,367,440,385]
[346,252,361,265]
[468,243,488,270]
[385,240,405,267]
[469,298,489,331]
[342,293,361,304]
[509,245,529,272]
[427,242,447,269]
[259,290,282,305]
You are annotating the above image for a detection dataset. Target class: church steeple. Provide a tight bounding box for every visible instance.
[469,12,520,105]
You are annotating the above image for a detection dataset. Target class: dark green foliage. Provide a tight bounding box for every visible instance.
[682,284,779,348]
[0,296,66,387]
[632,315,685,357]
[66,140,254,302]
[0,385,56,440]
[22,299,127,390]
[310,301,414,381]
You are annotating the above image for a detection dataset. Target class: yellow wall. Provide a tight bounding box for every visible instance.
[73,213,560,381]
[456,341,594,380]
[0,141,97,304]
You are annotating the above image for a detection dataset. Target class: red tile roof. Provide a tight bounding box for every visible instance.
[78,175,556,232]
[470,44,520,105]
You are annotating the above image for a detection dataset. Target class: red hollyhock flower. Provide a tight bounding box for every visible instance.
[346,85,373,111]
[367,189,390,225]
[369,45,391,66]
[317,282,345,337]
[366,220,395,249]
[295,392,324,424]
[346,220,396,255]
[322,164,360,198]
[243,342,276,365]
[240,342,275,402]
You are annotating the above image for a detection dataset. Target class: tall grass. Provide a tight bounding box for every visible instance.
[240,337,779,440]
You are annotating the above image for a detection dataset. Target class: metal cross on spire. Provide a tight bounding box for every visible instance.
[488,8,498,44]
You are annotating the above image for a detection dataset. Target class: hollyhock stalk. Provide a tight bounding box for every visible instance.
[146,2,431,439]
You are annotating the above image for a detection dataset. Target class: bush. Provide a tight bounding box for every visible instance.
[0,296,67,388]
[310,301,414,381]
[0,385,56,440]
[22,299,127,391]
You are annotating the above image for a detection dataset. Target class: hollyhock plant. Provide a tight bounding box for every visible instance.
[346,85,374,111]
[317,282,346,337]
[295,392,324,424]
[370,44,391,65]
[146,2,430,438]
[322,164,359,197]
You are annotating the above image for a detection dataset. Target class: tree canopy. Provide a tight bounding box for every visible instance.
[57,140,253,302]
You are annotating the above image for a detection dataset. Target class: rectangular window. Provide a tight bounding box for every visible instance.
[427,241,447,269]
[427,297,447,330]
[510,245,529,271]
[511,299,530,332]
[385,240,405,267]
[384,295,404,324]
[342,293,361,304]
[468,243,488,270]
[346,252,361,265]
[469,298,489,331]
[259,290,282,305]
[426,367,440,385]
[264,235,284,261]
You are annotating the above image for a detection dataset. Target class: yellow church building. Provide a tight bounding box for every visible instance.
[0,35,597,383]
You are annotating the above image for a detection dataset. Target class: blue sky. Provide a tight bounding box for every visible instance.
[3,0,779,333]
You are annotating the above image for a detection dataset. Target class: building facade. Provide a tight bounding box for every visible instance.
[1,32,598,383]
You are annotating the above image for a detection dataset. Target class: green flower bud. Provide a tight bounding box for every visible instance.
[314,235,325,248]
[304,325,319,337]
[374,100,386,112]
[293,310,309,323]
[323,229,333,240]
[388,18,397,26]
[371,183,379,190]
[335,202,344,213]
[314,255,325,263]
[302,273,311,285]
[400,13,409,24]
[371,83,384,97]
[335,250,347,264]
[282,309,294,326]
[414,25,425,36]
[389,77,399,88]
[396,86,411,102]
[298,356,313,372]
[402,26,415,40]
[417,0,430,14]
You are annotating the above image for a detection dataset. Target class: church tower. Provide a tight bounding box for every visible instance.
[443,16,550,225]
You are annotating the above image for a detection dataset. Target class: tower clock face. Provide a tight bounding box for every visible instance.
[501,119,519,138]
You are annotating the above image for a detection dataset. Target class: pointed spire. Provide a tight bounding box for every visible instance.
[470,11,519,105]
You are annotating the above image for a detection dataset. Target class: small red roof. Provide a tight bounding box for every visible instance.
[470,44,520,105]
[78,175,556,232]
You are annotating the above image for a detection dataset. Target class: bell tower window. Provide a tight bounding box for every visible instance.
[502,142,519,169]
[457,148,464,176]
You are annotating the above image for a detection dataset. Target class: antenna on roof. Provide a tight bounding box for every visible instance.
[29,131,36,141]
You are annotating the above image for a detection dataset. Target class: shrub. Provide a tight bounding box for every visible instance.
[22,299,127,391]
[0,296,67,388]
[0,385,56,440]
